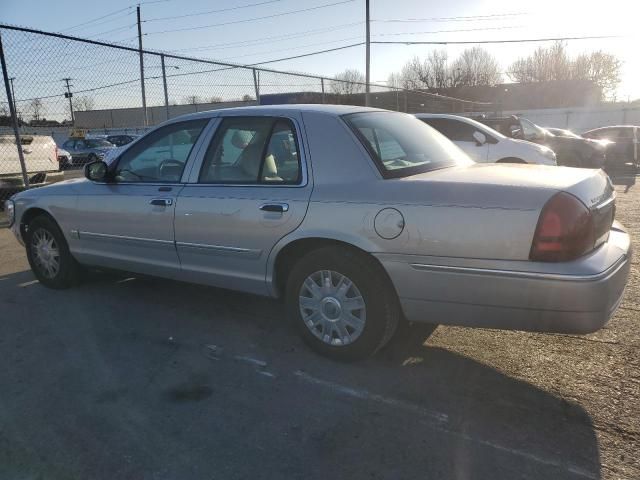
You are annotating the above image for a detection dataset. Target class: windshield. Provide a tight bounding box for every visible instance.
[520,118,547,138]
[555,129,581,139]
[86,139,113,148]
[344,111,472,178]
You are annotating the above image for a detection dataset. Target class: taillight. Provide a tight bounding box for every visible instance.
[530,192,595,262]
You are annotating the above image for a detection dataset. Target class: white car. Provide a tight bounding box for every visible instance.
[416,114,557,166]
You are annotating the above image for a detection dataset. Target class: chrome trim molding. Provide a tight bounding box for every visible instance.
[78,231,174,245]
[176,241,262,257]
[409,256,628,282]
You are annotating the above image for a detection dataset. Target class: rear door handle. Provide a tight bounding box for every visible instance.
[259,203,289,213]
[150,198,173,206]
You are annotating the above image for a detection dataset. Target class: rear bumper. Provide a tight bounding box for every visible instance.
[376,224,632,334]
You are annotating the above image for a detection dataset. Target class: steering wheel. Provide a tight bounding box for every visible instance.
[157,159,184,181]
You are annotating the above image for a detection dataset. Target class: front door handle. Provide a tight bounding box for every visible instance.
[150,198,173,207]
[259,203,289,213]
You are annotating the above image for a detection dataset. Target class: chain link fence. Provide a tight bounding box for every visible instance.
[0,24,493,205]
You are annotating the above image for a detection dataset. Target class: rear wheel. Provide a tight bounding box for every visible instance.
[25,215,81,289]
[286,247,400,361]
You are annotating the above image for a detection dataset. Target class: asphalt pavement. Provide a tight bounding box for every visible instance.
[0,178,638,480]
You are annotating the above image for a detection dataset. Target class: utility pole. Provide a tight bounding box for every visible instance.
[62,77,74,125]
[365,0,370,107]
[137,5,148,126]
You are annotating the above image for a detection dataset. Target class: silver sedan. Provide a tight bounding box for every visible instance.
[5,105,632,360]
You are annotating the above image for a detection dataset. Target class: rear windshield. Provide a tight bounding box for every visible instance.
[86,139,113,148]
[343,112,472,178]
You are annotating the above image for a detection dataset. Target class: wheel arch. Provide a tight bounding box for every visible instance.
[19,206,56,239]
[268,233,390,299]
[496,157,527,164]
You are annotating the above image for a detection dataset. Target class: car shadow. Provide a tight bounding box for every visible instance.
[0,269,602,480]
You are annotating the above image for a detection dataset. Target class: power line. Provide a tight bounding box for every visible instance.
[170,22,363,52]
[371,35,622,45]
[373,13,527,23]
[374,25,521,38]
[144,0,286,22]
[218,36,364,61]
[143,0,356,35]
[87,24,137,39]
[59,6,133,32]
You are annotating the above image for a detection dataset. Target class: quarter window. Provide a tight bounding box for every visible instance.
[114,119,208,183]
[199,117,301,184]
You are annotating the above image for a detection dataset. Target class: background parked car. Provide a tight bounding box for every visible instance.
[0,134,63,202]
[106,134,139,147]
[60,137,115,165]
[56,147,72,171]
[474,115,606,169]
[582,126,639,175]
[416,114,556,165]
[545,128,583,139]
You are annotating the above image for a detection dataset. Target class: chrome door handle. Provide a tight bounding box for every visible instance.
[259,203,289,213]
[149,198,173,206]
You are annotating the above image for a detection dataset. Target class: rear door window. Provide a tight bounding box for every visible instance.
[199,117,301,185]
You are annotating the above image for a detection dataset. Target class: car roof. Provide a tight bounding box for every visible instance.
[415,113,506,135]
[584,125,638,131]
[172,104,387,122]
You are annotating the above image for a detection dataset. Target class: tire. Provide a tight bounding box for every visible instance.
[25,215,81,289]
[285,246,400,361]
[87,153,98,163]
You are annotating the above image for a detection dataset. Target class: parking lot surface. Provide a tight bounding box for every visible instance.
[0,178,638,480]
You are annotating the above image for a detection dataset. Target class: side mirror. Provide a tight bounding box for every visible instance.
[473,131,487,146]
[85,160,109,182]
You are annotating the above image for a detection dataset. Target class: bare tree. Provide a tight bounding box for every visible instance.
[330,69,365,95]
[209,96,223,103]
[241,94,254,102]
[509,41,621,99]
[72,96,95,111]
[395,49,499,89]
[572,51,621,99]
[397,56,430,89]
[451,47,502,86]
[184,95,202,105]
[30,98,44,121]
[386,72,402,89]
[427,50,450,88]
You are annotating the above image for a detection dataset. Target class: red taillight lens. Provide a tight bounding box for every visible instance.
[530,192,595,262]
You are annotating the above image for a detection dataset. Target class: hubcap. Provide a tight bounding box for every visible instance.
[299,270,366,346]
[31,228,60,279]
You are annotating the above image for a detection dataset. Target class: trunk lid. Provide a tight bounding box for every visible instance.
[405,163,614,210]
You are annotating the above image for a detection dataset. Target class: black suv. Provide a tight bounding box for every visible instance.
[472,115,606,169]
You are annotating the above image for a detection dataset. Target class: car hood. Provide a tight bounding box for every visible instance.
[394,163,613,210]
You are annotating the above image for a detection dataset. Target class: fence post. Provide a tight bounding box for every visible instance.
[0,31,29,188]
[252,68,260,105]
[321,77,325,104]
[137,6,148,126]
[403,91,408,112]
[161,54,170,121]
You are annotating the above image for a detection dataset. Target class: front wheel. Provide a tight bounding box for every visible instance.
[286,247,400,361]
[25,215,81,289]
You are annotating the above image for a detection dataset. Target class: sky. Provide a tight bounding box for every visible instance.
[1,0,639,120]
